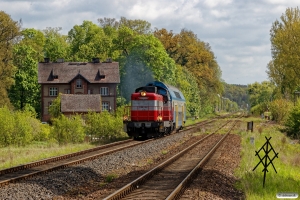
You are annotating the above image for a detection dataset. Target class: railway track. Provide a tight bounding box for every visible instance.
[0,118,215,187]
[103,119,238,200]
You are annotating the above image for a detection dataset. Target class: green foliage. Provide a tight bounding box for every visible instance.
[85,111,124,142]
[284,100,300,138]
[248,81,275,110]
[250,104,265,115]
[0,11,21,107]
[68,20,113,61]
[0,107,51,147]
[120,34,176,101]
[48,94,62,119]
[268,99,293,123]
[236,121,300,199]
[0,107,15,146]
[154,28,223,115]
[43,27,68,61]
[223,83,249,109]
[9,44,40,113]
[13,110,34,146]
[267,7,300,96]
[98,16,152,35]
[19,28,45,61]
[50,114,85,145]
[173,65,200,116]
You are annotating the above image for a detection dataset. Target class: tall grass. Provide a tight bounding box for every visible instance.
[0,142,95,170]
[235,119,300,199]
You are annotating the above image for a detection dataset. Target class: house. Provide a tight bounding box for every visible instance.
[38,58,120,122]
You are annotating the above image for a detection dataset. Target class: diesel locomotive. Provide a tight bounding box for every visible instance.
[123,81,186,139]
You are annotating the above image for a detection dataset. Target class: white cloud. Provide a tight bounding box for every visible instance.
[204,0,232,8]
[0,0,298,84]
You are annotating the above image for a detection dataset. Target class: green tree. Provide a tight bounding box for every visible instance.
[43,27,68,61]
[50,114,85,145]
[285,99,300,138]
[48,93,62,119]
[153,28,180,58]
[98,16,151,35]
[0,106,14,146]
[68,21,112,61]
[120,34,176,101]
[248,81,275,114]
[85,111,124,142]
[0,11,21,107]
[9,45,40,112]
[223,83,249,109]
[19,28,45,61]
[267,7,300,97]
[154,28,223,115]
[268,99,292,123]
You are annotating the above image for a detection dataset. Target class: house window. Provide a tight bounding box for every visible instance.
[76,79,82,88]
[49,87,58,96]
[102,102,109,111]
[100,87,109,96]
[64,89,70,94]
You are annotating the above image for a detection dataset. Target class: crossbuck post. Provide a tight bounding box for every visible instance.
[253,136,279,187]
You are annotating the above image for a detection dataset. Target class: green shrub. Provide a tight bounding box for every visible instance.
[268,99,292,123]
[85,110,125,142]
[12,110,34,146]
[48,94,62,119]
[50,114,85,145]
[285,100,300,138]
[0,107,15,147]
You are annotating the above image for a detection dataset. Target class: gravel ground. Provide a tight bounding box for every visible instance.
[0,130,195,200]
[180,134,245,200]
[0,121,244,200]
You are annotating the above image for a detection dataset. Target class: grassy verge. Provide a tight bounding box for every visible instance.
[235,117,300,199]
[0,142,95,170]
[0,113,219,171]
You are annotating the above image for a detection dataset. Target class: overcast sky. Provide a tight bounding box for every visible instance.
[1,0,299,85]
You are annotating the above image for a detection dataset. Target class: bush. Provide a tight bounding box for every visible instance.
[13,111,34,146]
[50,114,85,145]
[0,107,15,147]
[85,110,125,142]
[284,100,300,138]
[0,107,53,147]
[268,99,293,124]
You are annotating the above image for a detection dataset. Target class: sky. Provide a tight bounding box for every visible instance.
[1,0,299,85]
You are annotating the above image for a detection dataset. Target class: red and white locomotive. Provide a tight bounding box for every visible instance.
[123,81,186,139]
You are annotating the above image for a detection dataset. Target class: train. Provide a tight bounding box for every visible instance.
[123,81,186,139]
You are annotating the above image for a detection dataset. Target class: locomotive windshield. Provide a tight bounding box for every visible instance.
[135,86,157,93]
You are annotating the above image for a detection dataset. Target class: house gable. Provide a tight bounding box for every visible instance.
[38,59,120,122]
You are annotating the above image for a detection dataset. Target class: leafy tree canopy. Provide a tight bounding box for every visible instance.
[0,11,21,107]
[267,7,300,97]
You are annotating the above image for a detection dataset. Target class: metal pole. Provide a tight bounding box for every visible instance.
[263,140,269,187]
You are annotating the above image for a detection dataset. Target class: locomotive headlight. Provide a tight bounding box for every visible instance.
[157,115,162,121]
[140,91,146,96]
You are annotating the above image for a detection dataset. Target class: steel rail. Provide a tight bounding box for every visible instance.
[166,120,238,200]
[0,118,214,187]
[102,119,234,200]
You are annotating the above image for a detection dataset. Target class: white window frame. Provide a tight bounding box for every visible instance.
[76,79,82,88]
[102,102,109,111]
[100,87,109,96]
[49,87,58,96]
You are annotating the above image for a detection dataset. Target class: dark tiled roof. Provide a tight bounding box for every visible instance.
[38,62,120,84]
[61,94,101,112]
